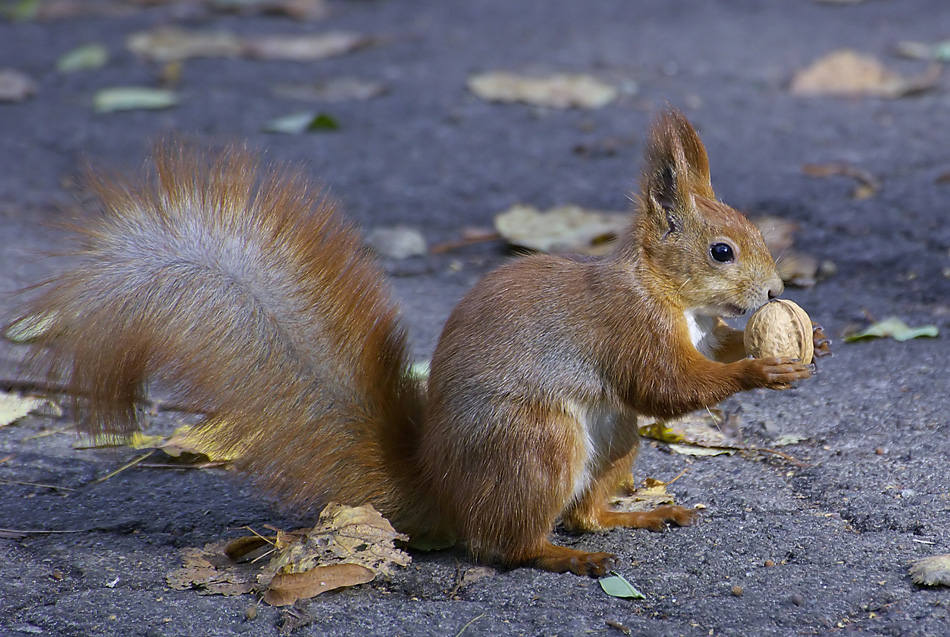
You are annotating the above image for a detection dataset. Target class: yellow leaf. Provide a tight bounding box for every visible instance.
[468,71,618,109]
[0,391,59,427]
[494,204,628,255]
[790,49,939,98]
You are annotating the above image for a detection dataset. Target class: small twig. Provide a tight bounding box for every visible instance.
[240,525,278,546]
[742,445,809,468]
[455,613,486,637]
[0,478,74,491]
[665,466,689,487]
[0,527,85,535]
[89,450,154,485]
[0,454,14,465]
[136,461,229,470]
[23,426,71,441]
[430,232,502,254]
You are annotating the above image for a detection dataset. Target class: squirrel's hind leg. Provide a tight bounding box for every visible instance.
[562,449,698,533]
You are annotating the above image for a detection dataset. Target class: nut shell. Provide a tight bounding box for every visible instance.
[743,299,814,364]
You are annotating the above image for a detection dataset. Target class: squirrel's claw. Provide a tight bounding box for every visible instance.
[812,323,833,359]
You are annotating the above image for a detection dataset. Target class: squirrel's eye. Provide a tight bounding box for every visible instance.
[710,242,735,263]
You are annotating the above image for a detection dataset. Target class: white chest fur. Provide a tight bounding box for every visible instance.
[684,310,719,359]
[565,399,638,505]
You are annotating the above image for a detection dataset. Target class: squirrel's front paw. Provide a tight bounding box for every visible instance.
[750,356,813,390]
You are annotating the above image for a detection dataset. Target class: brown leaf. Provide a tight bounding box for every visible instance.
[127,28,243,63]
[803,162,881,200]
[776,251,820,289]
[261,503,410,583]
[263,563,374,606]
[165,543,257,596]
[224,535,274,563]
[752,216,800,255]
[790,49,939,98]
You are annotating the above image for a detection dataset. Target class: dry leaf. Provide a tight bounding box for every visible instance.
[776,251,820,288]
[0,68,36,102]
[242,32,371,62]
[261,503,410,583]
[468,71,618,109]
[910,555,950,586]
[365,226,427,259]
[165,542,257,596]
[162,423,243,462]
[272,78,387,102]
[753,216,800,255]
[752,215,824,288]
[639,411,735,448]
[612,477,676,513]
[74,431,164,449]
[167,504,409,603]
[127,28,243,63]
[263,563,374,606]
[790,49,940,98]
[802,162,881,199]
[0,391,59,427]
[213,0,330,21]
[494,204,628,254]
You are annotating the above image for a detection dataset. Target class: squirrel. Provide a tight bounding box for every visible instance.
[7,109,817,577]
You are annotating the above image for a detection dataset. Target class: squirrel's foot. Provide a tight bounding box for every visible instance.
[529,542,617,577]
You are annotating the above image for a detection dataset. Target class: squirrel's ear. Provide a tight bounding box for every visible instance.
[641,109,715,225]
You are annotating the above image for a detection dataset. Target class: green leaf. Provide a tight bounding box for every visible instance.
[844,317,938,343]
[599,572,645,599]
[57,44,109,72]
[263,111,340,134]
[307,113,340,131]
[93,87,179,113]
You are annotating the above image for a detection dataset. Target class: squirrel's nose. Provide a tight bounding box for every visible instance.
[767,277,784,300]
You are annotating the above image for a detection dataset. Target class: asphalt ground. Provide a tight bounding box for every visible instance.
[1,1,949,635]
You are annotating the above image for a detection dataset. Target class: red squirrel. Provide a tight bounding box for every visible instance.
[7,109,815,576]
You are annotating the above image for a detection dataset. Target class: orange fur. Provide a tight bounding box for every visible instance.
[6,111,812,577]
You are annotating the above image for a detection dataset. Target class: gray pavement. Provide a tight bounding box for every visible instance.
[1,1,949,635]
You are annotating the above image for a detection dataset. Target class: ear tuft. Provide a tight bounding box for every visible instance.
[641,108,714,219]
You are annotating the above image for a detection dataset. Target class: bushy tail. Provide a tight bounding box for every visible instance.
[6,143,427,526]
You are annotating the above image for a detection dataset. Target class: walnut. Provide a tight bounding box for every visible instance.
[743,299,814,364]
